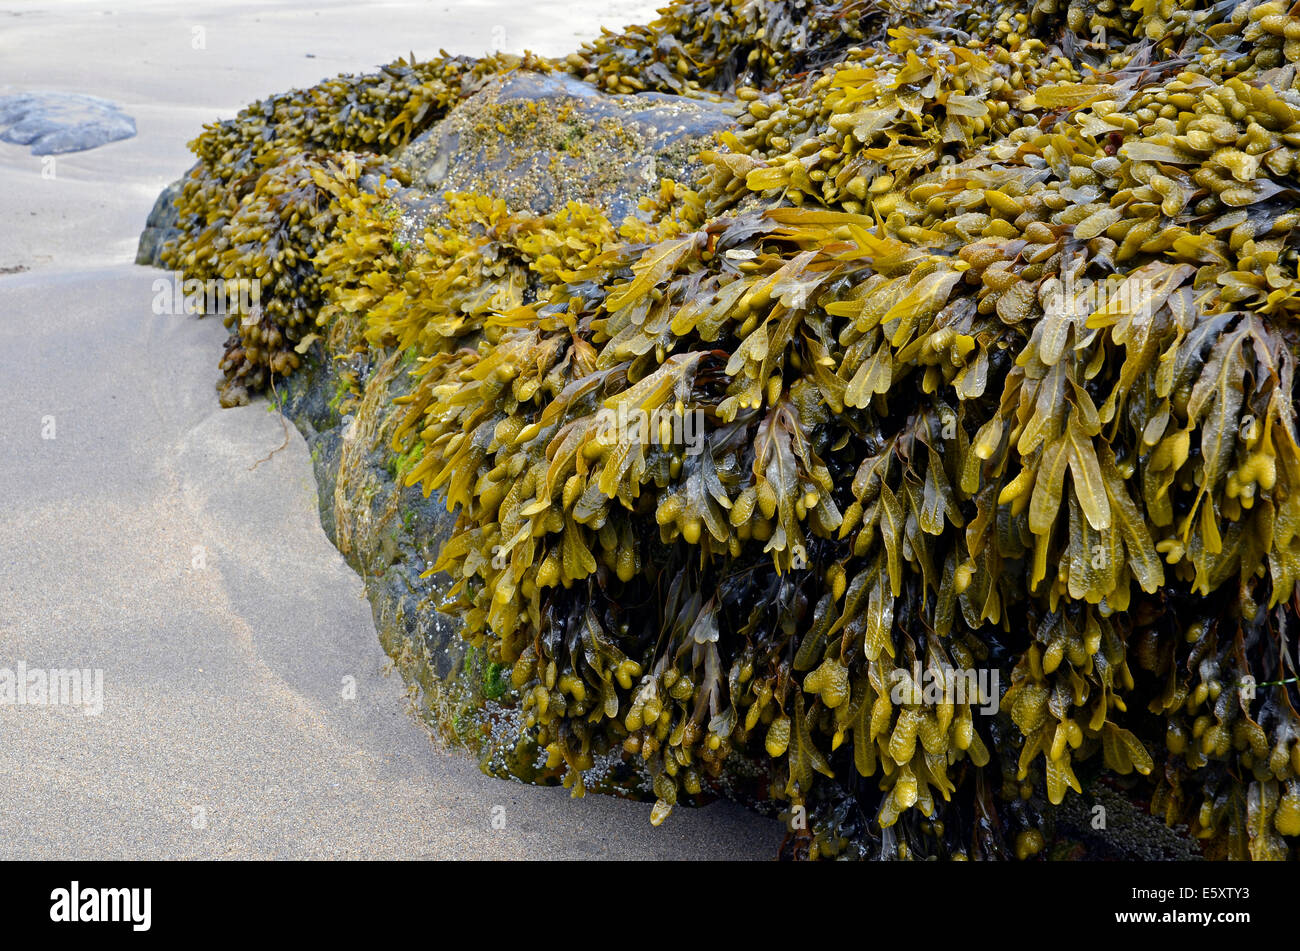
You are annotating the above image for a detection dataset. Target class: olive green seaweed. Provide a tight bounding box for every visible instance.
[157,0,1300,859]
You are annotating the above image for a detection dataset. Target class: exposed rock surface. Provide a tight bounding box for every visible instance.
[0,92,136,155]
[135,179,183,266]
[393,70,734,226]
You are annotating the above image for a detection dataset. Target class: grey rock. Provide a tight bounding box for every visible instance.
[1053,785,1203,861]
[394,70,735,226]
[0,91,136,155]
[135,177,184,267]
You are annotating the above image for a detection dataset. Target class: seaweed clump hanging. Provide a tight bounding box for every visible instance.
[159,0,1300,859]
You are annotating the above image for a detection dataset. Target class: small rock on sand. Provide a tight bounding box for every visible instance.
[0,91,137,155]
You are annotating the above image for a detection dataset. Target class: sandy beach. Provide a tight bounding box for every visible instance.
[0,0,781,859]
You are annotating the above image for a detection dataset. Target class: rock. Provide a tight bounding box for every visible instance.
[394,70,735,225]
[135,178,184,267]
[0,91,136,155]
[276,347,504,756]
[1052,784,1203,861]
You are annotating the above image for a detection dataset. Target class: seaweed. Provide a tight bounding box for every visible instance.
[158,0,1300,859]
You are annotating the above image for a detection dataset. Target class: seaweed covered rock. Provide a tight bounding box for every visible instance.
[153,53,550,403]
[142,0,1300,860]
[394,71,734,224]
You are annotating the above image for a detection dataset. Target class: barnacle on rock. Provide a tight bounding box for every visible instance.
[151,0,1300,859]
